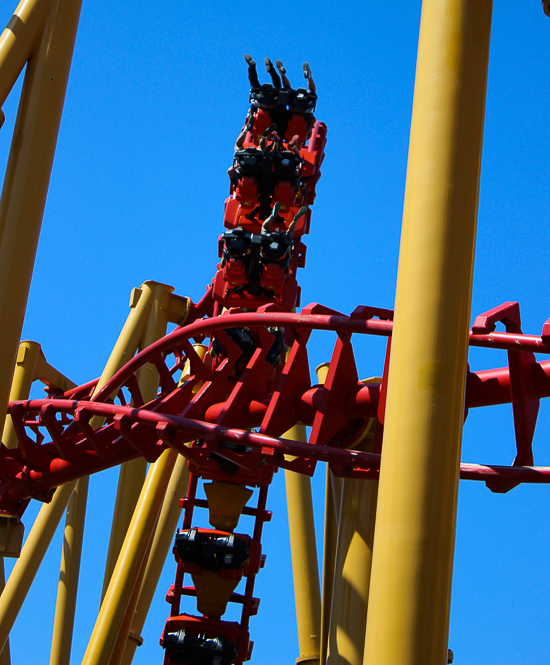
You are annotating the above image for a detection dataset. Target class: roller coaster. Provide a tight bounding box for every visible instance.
[0,1,549,665]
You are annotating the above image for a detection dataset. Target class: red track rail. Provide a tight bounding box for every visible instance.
[2,306,550,514]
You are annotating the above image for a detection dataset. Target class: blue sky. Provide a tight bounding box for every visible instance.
[1,1,550,663]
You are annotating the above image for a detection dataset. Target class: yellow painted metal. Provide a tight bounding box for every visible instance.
[0,281,174,658]
[118,454,190,665]
[101,281,175,599]
[0,561,10,665]
[327,443,377,665]
[317,362,336,665]
[192,571,240,617]
[2,341,40,449]
[204,481,253,531]
[284,424,321,665]
[52,283,173,665]
[2,341,75,449]
[0,516,23,559]
[178,343,208,386]
[107,538,151,665]
[0,0,82,436]
[0,0,52,109]
[320,467,338,665]
[0,338,76,662]
[81,448,178,665]
[363,2,493,664]
[49,477,88,665]
[0,482,75,652]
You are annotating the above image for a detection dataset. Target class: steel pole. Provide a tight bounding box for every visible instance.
[0,482,75,652]
[0,0,83,434]
[2,341,41,449]
[327,459,377,665]
[320,468,338,665]
[363,2,493,664]
[49,282,162,665]
[284,424,321,665]
[118,454,190,665]
[101,281,174,599]
[0,563,9,665]
[81,448,178,665]
[49,477,88,665]
[0,0,52,109]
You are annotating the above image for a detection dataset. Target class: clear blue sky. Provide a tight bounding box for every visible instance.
[1,1,549,663]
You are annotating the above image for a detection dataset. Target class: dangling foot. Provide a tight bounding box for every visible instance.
[244,53,256,67]
[294,206,307,222]
[265,57,274,73]
[263,123,277,137]
[303,62,316,93]
[276,59,292,89]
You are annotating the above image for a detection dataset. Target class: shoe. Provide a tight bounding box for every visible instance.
[265,57,274,72]
[303,62,311,79]
[275,60,286,74]
[244,53,255,67]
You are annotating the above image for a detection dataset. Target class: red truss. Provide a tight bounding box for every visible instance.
[2,302,550,516]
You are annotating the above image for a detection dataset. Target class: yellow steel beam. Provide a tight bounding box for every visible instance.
[0,339,75,663]
[0,0,52,110]
[101,281,176,599]
[0,562,10,665]
[81,448,178,665]
[2,340,75,449]
[327,459,377,665]
[320,467,338,665]
[284,424,321,665]
[118,453,190,665]
[317,362,338,665]
[0,0,83,434]
[50,282,176,665]
[363,2,493,664]
[49,477,88,665]
[0,482,75,652]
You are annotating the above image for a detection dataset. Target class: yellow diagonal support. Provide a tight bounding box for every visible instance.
[0,0,83,434]
[101,281,176,599]
[0,0,52,109]
[81,448,178,665]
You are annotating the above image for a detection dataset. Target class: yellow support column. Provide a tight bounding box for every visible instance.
[317,362,340,665]
[50,282,176,665]
[0,0,83,434]
[2,340,75,449]
[81,448,178,665]
[0,482,76,653]
[319,468,338,665]
[117,454,190,665]
[326,464,377,665]
[0,560,10,665]
[0,339,75,664]
[101,282,175,599]
[0,0,52,108]
[49,477,88,665]
[284,424,321,665]
[363,2,493,664]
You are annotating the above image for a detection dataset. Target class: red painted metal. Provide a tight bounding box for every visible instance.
[4,308,550,514]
